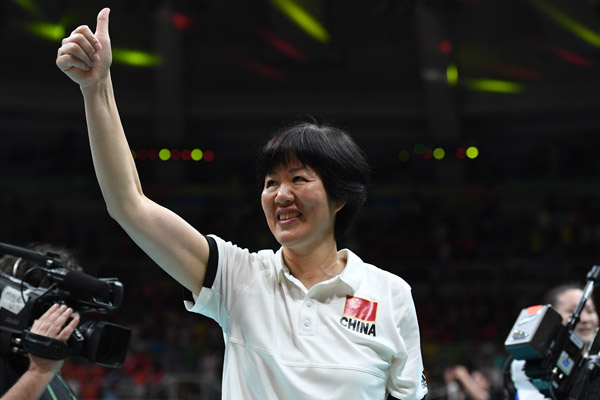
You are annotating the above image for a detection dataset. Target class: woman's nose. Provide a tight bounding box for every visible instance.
[275,184,293,204]
[581,310,593,323]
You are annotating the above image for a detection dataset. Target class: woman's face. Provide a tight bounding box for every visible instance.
[555,289,599,345]
[261,159,342,251]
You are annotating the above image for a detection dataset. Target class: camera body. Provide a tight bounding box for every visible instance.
[505,304,587,398]
[0,243,131,368]
[504,266,600,400]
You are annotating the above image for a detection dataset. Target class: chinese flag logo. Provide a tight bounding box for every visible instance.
[343,295,378,322]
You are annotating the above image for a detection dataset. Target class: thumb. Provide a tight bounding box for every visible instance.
[95,7,110,38]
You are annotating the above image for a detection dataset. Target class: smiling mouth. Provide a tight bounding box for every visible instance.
[278,211,300,221]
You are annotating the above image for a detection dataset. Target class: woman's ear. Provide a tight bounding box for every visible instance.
[334,202,345,213]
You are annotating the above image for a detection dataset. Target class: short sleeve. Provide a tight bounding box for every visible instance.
[387,289,427,400]
[183,235,270,333]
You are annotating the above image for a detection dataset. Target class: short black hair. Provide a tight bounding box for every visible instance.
[0,243,82,286]
[256,121,370,240]
[544,283,583,307]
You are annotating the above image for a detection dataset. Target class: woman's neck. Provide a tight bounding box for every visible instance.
[282,238,346,290]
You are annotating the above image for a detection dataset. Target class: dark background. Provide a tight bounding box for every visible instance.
[1,0,600,398]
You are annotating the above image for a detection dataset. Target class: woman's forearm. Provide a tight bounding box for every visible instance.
[81,73,145,219]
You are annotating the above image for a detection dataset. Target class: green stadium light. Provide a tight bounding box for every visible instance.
[466,146,479,159]
[433,148,446,160]
[159,149,171,161]
[465,79,524,93]
[398,150,410,162]
[191,149,203,161]
[532,0,600,48]
[26,22,65,41]
[112,48,162,67]
[268,0,331,43]
[12,0,41,15]
[446,64,459,86]
[413,143,425,155]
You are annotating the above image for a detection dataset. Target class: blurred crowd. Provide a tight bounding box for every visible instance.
[2,161,600,398]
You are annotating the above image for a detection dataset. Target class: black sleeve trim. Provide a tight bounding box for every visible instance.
[203,235,218,288]
[182,235,219,302]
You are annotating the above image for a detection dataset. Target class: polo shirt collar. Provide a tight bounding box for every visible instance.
[274,247,287,283]
[337,248,362,293]
[273,247,363,293]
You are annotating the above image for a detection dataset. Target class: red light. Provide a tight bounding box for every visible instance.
[181,149,191,161]
[204,150,215,162]
[501,65,542,80]
[157,8,193,31]
[555,48,591,67]
[171,149,181,160]
[137,149,147,160]
[422,148,433,159]
[172,13,193,31]
[254,25,308,63]
[242,58,286,80]
[148,149,158,160]
[437,40,453,55]
[531,38,592,68]
[456,148,466,159]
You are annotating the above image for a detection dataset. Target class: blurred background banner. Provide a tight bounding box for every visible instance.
[1,0,600,398]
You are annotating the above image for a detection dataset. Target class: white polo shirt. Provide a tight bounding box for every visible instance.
[185,235,427,400]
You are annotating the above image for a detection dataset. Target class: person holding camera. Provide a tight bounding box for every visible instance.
[0,246,81,400]
[509,284,599,400]
[55,7,427,400]
[0,305,80,400]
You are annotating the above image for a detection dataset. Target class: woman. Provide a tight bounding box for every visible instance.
[56,8,427,399]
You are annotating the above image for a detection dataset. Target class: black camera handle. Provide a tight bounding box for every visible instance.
[0,242,62,268]
[20,330,68,360]
[567,265,600,333]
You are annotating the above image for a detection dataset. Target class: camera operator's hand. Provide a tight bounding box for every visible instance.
[0,304,79,400]
[28,304,80,375]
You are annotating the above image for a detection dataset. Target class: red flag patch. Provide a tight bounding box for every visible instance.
[343,295,378,322]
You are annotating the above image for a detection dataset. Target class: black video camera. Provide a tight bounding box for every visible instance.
[0,242,131,368]
[504,266,600,400]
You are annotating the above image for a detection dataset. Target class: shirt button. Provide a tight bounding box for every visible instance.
[306,301,312,308]
[304,320,311,327]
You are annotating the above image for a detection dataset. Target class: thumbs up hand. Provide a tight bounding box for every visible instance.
[56,8,112,88]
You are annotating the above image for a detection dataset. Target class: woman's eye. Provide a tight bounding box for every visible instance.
[293,176,306,183]
[265,179,277,188]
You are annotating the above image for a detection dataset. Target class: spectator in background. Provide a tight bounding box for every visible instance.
[444,364,506,400]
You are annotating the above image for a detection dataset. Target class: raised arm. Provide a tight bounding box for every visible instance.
[56,8,209,295]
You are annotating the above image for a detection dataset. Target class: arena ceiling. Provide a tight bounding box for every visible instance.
[1,0,599,181]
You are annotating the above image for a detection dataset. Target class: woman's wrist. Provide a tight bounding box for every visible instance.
[80,72,112,96]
